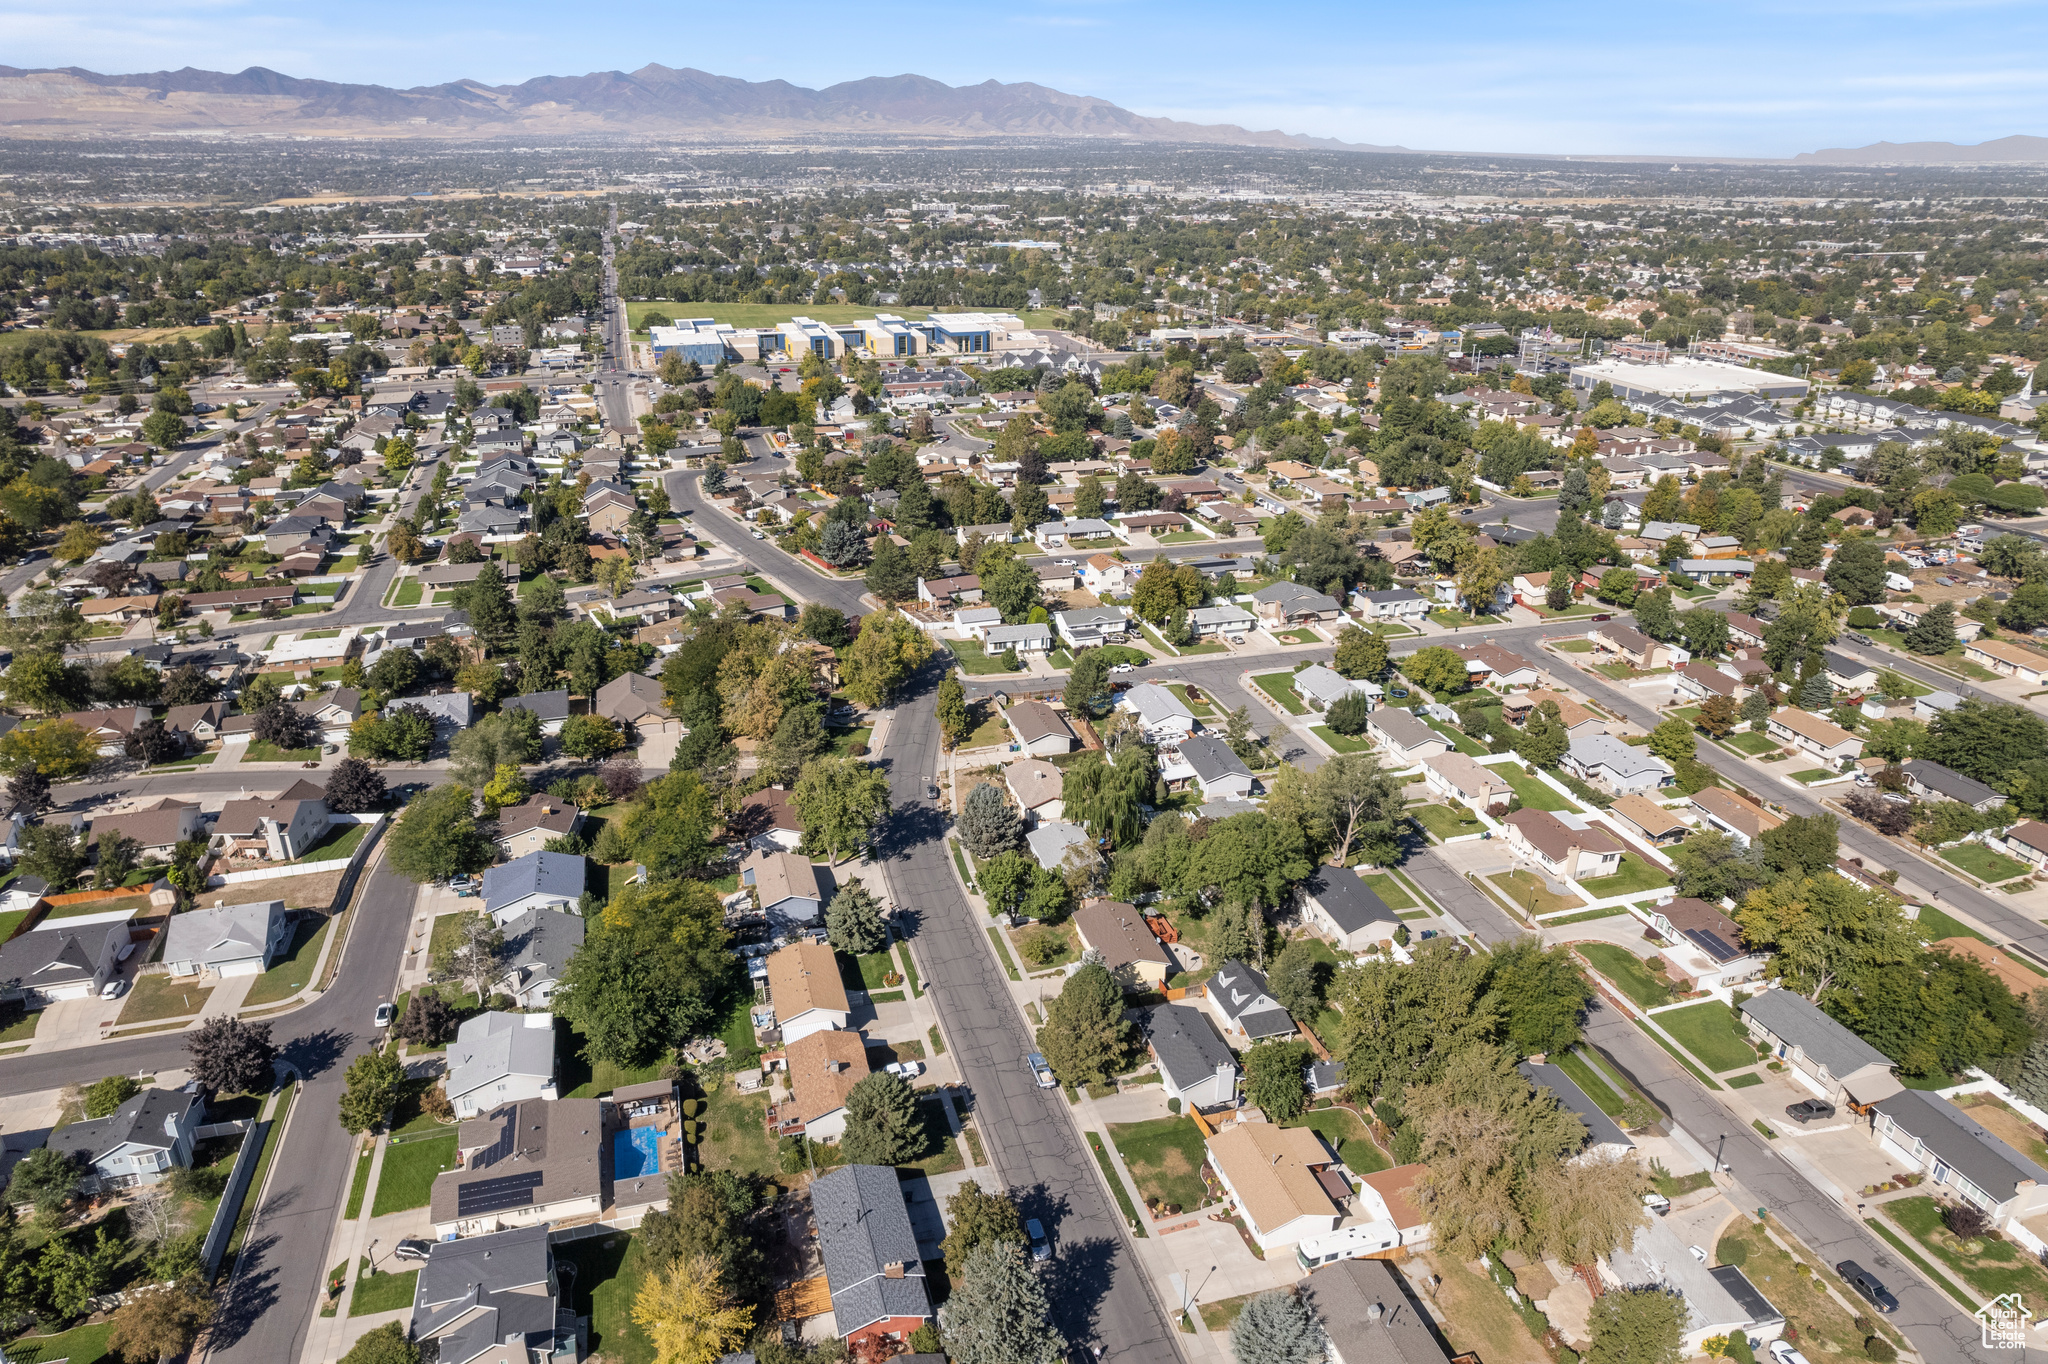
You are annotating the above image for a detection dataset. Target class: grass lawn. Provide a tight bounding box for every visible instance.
[1578,944,1672,1010]
[1424,719,1488,757]
[1551,638,1596,652]
[1722,730,1779,755]
[344,1145,374,1220]
[1576,854,1672,898]
[150,750,219,771]
[961,706,1011,749]
[0,1321,116,1364]
[986,925,1020,980]
[242,917,331,1007]
[297,822,370,863]
[1788,768,1840,784]
[1153,530,1211,545]
[903,1096,965,1177]
[119,972,213,1024]
[1166,683,1218,716]
[44,894,150,921]
[1885,1194,2048,1302]
[348,1260,420,1316]
[1718,1223,1906,1359]
[556,1233,654,1364]
[1311,725,1374,754]
[1360,873,1416,911]
[1252,671,1308,715]
[371,1132,457,1216]
[1269,628,1321,644]
[1498,766,1578,812]
[1411,803,1483,842]
[950,641,1020,676]
[1941,843,2032,884]
[1283,1107,1390,1174]
[1108,1117,1209,1212]
[1049,648,1074,670]
[0,1010,38,1044]
[1198,1291,1260,1334]
[0,909,34,943]
[1726,1072,1765,1088]
[1085,1131,1146,1237]
[826,726,874,758]
[1428,610,1504,629]
[1551,1048,1628,1117]
[559,1019,667,1099]
[1654,1001,1760,1073]
[244,740,322,763]
[1490,870,1581,917]
[694,1081,777,1180]
[856,948,899,991]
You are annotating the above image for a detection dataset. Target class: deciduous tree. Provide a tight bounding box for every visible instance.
[941,1180,1024,1278]
[184,1017,278,1095]
[386,783,493,883]
[632,1253,754,1364]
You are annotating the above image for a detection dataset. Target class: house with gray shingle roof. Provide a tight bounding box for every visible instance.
[1739,988,1901,1108]
[46,1087,202,1193]
[481,850,588,927]
[445,1011,558,1119]
[494,907,585,1009]
[162,900,290,978]
[811,1164,933,1347]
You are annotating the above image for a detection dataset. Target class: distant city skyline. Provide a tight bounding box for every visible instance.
[5,0,2046,158]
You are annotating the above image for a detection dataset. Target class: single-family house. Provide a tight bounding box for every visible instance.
[88,800,204,860]
[500,688,571,737]
[1251,581,1343,627]
[1003,699,1076,756]
[428,1097,603,1239]
[210,783,333,861]
[1419,751,1512,811]
[1600,1218,1786,1358]
[161,899,291,978]
[1453,643,1544,691]
[1673,663,1745,705]
[1072,899,1173,990]
[1293,664,1381,713]
[1052,606,1132,649]
[1165,734,1256,801]
[1739,988,1902,1108]
[46,1088,202,1193]
[1915,690,1963,723]
[494,907,585,1010]
[1145,1003,1239,1114]
[1363,707,1451,767]
[2003,820,2048,870]
[767,942,853,1045]
[492,795,581,859]
[916,574,983,609]
[1207,959,1298,1044]
[445,1011,559,1119]
[1823,650,1880,693]
[1562,732,1674,794]
[55,706,149,756]
[1606,794,1688,846]
[1869,1088,2048,1225]
[1900,760,2006,812]
[731,787,805,853]
[1186,603,1257,640]
[779,1028,869,1142]
[1079,555,1129,596]
[1519,1060,1634,1161]
[811,1164,934,1348]
[1025,821,1096,873]
[1502,808,1624,880]
[1297,870,1401,952]
[1005,759,1065,825]
[1589,623,1684,671]
[0,926,125,1007]
[1205,1121,1344,1250]
[1650,896,1767,990]
[594,671,678,744]
[407,1226,572,1364]
[1501,689,1605,736]
[1766,707,1864,764]
[1299,1258,1452,1364]
[481,851,588,927]
[982,622,1054,657]
[1965,638,2048,685]
[1691,787,1784,846]
[741,848,824,926]
[1121,682,1197,741]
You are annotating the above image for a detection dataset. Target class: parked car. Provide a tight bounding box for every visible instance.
[1642,1192,1670,1217]
[100,978,127,1000]
[392,1239,433,1263]
[885,1061,924,1079]
[1026,1218,1051,1261]
[374,1002,395,1029]
[1769,1341,1813,1364]
[1785,1099,1836,1123]
[1110,663,1134,673]
[1836,1261,1899,1313]
[1028,1052,1057,1089]
[1592,613,1613,621]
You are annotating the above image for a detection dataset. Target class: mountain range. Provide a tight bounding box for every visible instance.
[1792,135,2048,165]
[0,63,1402,149]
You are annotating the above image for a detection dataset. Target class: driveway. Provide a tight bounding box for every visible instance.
[25,993,120,1054]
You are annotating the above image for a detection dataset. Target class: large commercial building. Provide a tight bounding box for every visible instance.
[1567,356,1809,402]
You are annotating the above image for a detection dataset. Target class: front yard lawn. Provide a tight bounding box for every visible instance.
[1424,720,1488,757]
[827,726,874,758]
[119,972,213,1024]
[371,1132,457,1216]
[242,917,331,1007]
[1575,854,1672,898]
[1941,843,2032,884]
[1282,1107,1389,1174]
[1412,804,1483,842]
[1884,1194,2048,1303]
[1166,683,1217,716]
[1489,870,1581,917]
[1107,1116,1210,1212]
[1788,768,1840,784]
[1653,1001,1759,1073]
[1721,730,1779,755]
[1269,628,1321,645]
[1716,1224,1908,1362]
[391,577,423,607]
[1360,873,1416,911]
[951,641,1019,676]
[1551,638,1595,652]
[1498,767,1578,812]
[1252,672,1308,715]
[1577,943,1672,1010]
[1311,726,1374,754]
[348,1261,420,1316]
[296,822,370,864]
[244,740,322,763]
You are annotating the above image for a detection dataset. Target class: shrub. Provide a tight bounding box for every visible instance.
[1865,1338,1896,1363]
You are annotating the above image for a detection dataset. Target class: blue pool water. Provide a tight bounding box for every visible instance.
[614,1126,661,1179]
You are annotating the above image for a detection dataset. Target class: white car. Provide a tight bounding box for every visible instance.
[1110,663,1134,673]
[100,978,128,1000]
[885,1061,925,1079]
[373,1002,395,1029]
[1769,1341,1812,1364]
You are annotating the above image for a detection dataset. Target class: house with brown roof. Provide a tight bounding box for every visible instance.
[78,595,160,624]
[730,788,804,853]
[1501,689,1604,735]
[163,702,227,746]
[594,672,678,748]
[1502,808,1623,880]
[1606,794,1688,846]
[1673,663,1745,703]
[1004,759,1065,825]
[740,848,823,928]
[1766,707,1864,765]
[212,783,333,862]
[1002,699,1075,756]
[56,707,150,756]
[1965,637,2048,686]
[2002,819,2048,870]
[1649,897,1767,988]
[1419,752,1512,812]
[777,1030,870,1143]
[1453,643,1544,691]
[492,795,581,859]
[1690,787,1783,846]
[1589,623,1684,670]
[1204,1121,1344,1250]
[1071,899,1174,991]
[766,942,851,1045]
[428,1097,603,1239]
[87,799,203,859]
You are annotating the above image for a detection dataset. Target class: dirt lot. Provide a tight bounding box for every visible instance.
[207,869,347,911]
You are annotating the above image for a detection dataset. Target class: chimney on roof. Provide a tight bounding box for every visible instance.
[884,1262,906,1279]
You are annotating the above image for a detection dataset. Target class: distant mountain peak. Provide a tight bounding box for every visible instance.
[1794,134,2048,165]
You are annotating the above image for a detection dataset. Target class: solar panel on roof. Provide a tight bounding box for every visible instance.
[455,1170,544,1217]
[1683,927,1742,964]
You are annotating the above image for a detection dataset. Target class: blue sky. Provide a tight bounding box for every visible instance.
[8,0,2045,158]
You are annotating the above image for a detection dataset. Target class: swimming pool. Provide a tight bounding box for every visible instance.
[614,1126,661,1180]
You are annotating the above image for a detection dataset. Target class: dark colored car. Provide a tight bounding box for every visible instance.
[1786,1099,1836,1122]
[1591,613,1613,621]
[1026,1218,1051,1262]
[1836,1261,1899,1313]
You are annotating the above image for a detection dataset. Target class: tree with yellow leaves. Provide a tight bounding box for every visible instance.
[632,1253,753,1364]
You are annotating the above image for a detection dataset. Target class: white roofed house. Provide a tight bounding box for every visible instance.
[1352,587,1429,622]
[953,607,1005,638]
[445,1011,559,1119]
[1293,664,1382,713]
[1120,682,1198,741]
[162,899,291,978]
[1562,732,1674,794]
[1599,1215,1786,1358]
[1159,734,1256,801]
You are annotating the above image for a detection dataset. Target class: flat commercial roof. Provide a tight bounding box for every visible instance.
[1569,357,1809,400]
